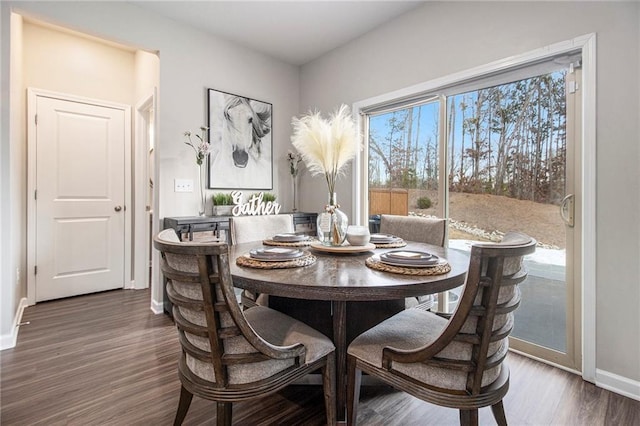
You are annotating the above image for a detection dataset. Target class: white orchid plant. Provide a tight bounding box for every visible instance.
[290,104,360,205]
[184,126,211,166]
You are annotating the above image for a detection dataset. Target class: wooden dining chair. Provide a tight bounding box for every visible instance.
[228,214,295,308]
[380,214,447,310]
[154,229,336,426]
[346,232,536,426]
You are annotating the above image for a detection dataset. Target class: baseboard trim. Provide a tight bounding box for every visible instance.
[596,369,640,401]
[510,349,639,401]
[150,298,163,315]
[0,297,28,350]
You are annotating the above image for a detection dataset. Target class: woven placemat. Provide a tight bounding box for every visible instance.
[373,240,407,248]
[262,239,314,247]
[365,256,451,276]
[236,252,316,269]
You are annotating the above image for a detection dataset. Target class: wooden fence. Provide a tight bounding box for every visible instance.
[369,188,408,216]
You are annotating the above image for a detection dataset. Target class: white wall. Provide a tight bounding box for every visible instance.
[0,1,299,343]
[134,50,159,102]
[300,1,640,387]
[23,22,137,104]
[0,11,25,350]
[0,9,9,347]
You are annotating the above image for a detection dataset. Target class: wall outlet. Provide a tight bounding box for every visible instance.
[16,267,20,283]
[174,179,194,192]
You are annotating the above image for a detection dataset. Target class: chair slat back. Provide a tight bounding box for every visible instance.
[439,232,535,394]
[154,229,300,388]
[385,232,536,395]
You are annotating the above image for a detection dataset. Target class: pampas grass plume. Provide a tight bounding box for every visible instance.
[291,104,360,196]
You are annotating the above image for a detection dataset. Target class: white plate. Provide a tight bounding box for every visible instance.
[248,255,306,262]
[370,234,402,243]
[250,248,304,261]
[272,233,310,242]
[380,250,440,266]
[370,233,396,240]
[379,257,446,268]
[310,241,376,253]
[383,250,435,261]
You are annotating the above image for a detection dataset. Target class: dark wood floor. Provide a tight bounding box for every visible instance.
[1,289,638,425]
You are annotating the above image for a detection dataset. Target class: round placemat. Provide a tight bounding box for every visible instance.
[262,239,314,247]
[373,240,407,248]
[365,256,451,276]
[236,252,317,269]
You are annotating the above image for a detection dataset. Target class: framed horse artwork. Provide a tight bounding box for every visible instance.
[207,88,273,189]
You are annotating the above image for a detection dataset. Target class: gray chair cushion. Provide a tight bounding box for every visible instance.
[348,308,506,390]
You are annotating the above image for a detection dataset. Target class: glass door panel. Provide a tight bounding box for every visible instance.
[445,69,580,367]
[367,98,442,230]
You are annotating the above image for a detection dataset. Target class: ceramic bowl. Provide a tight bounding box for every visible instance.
[346,225,371,246]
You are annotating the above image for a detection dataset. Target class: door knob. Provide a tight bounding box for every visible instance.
[115,205,122,212]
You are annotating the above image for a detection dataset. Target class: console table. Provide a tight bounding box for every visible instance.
[163,212,318,242]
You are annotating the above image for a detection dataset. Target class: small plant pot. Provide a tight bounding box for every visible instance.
[214,205,234,216]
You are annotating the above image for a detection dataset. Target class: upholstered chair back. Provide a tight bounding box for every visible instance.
[229,214,294,245]
[380,214,446,246]
[227,215,295,308]
[380,214,447,310]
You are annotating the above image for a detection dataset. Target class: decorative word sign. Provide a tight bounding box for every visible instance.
[231,191,281,216]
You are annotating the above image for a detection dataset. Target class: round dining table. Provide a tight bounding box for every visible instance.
[229,240,469,420]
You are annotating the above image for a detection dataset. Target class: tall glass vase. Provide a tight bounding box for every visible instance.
[198,164,206,216]
[317,192,348,246]
[291,174,298,212]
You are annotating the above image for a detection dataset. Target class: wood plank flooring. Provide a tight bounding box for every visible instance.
[1,289,638,425]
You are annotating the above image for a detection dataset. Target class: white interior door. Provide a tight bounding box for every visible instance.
[35,95,126,302]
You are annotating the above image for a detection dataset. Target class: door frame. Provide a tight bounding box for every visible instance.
[133,89,157,291]
[26,88,132,305]
[353,33,596,381]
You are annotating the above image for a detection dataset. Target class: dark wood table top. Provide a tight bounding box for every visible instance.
[229,241,468,301]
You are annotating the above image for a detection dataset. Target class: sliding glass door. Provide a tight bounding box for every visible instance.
[445,67,582,369]
[360,58,582,370]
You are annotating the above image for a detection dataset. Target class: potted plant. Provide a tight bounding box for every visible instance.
[212,192,234,216]
[258,192,277,203]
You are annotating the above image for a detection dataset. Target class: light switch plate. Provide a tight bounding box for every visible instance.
[174,179,193,192]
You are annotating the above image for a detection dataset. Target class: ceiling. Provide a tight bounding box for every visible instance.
[129,1,426,66]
